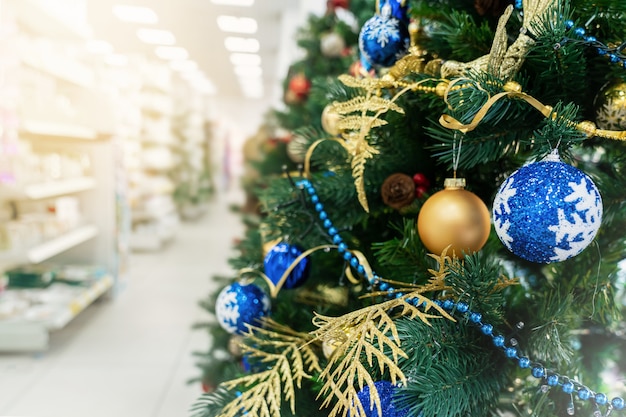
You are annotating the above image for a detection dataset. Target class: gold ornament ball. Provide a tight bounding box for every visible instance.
[594,79,626,130]
[228,335,244,358]
[321,104,342,136]
[417,178,491,257]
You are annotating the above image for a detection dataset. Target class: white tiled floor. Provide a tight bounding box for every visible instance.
[0,188,245,417]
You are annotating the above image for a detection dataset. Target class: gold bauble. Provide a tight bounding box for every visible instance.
[417,178,490,257]
[286,134,309,163]
[594,79,626,130]
[228,335,244,358]
[321,104,342,136]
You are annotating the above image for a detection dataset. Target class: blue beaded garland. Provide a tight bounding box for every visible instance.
[519,357,530,368]
[562,381,575,394]
[595,393,608,405]
[493,335,505,347]
[547,374,560,386]
[531,366,545,378]
[456,302,469,313]
[505,347,518,358]
[333,235,343,244]
[611,397,625,410]
[470,312,482,323]
[481,324,493,335]
[578,388,591,401]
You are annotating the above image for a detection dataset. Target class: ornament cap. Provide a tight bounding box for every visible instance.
[444,177,466,189]
[544,149,561,162]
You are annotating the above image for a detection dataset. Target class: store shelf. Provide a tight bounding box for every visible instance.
[0,275,113,351]
[21,54,94,88]
[0,177,96,200]
[27,225,98,264]
[20,120,99,140]
[48,275,114,330]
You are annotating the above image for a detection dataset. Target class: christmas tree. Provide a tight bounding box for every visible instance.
[192,1,626,416]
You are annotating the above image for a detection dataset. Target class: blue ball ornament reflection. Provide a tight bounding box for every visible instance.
[215,282,271,335]
[264,242,310,289]
[493,152,602,263]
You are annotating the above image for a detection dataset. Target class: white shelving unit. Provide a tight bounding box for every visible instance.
[124,59,181,252]
[0,0,122,351]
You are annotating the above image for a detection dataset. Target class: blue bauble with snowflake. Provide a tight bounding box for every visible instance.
[355,380,409,417]
[215,282,271,334]
[263,242,310,289]
[377,0,409,23]
[358,1,409,68]
[493,151,603,263]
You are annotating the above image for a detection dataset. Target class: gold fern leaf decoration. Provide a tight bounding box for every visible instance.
[312,293,454,417]
[218,319,321,417]
[330,75,414,212]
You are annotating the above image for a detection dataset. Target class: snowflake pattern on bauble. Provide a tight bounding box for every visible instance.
[595,101,626,130]
[215,282,271,334]
[358,8,409,68]
[493,153,603,263]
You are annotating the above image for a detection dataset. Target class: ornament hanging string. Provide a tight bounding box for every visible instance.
[451,132,464,177]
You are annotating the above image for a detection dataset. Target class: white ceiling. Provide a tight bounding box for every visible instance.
[85,0,309,100]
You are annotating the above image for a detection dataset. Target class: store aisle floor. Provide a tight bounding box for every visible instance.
[0,187,246,417]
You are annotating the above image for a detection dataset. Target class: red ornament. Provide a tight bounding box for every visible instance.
[327,0,349,10]
[412,172,430,188]
[416,185,428,198]
[288,73,311,101]
[201,382,215,393]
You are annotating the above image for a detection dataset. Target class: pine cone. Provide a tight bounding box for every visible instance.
[381,173,415,209]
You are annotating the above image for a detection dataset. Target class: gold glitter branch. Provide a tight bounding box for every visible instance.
[312,292,454,417]
[332,75,449,212]
[218,320,321,417]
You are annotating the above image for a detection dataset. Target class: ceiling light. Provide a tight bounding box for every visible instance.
[155,46,189,60]
[217,16,257,33]
[229,53,261,66]
[210,0,254,6]
[87,40,114,54]
[113,5,158,24]
[224,37,259,53]
[234,65,262,77]
[137,28,176,45]
[170,60,198,73]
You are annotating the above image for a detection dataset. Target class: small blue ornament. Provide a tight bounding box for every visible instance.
[358,2,409,68]
[356,380,409,417]
[377,0,409,24]
[215,282,271,334]
[493,150,602,263]
[264,242,310,289]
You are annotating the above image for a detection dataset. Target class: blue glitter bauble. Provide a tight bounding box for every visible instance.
[377,0,409,23]
[493,153,602,263]
[356,381,408,417]
[358,4,409,68]
[215,282,271,334]
[263,242,310,289]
